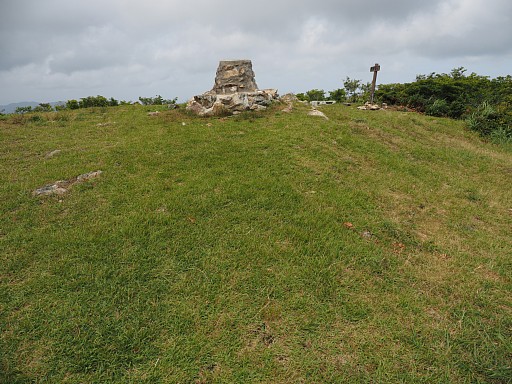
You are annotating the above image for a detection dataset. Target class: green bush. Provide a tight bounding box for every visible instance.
[295,93,308,101]
[138,95,177,106]
[344,77,362,103]
[375,68,511,120]
[66,100,80,110]
[15,106,33,114]
[306,89,326,102]
[490,126,512,144]
[29,114,43,123]
[33,103,53,113]
[425,99,449,117]
[79,95,109,108]
[375,83,406,106]
[109,97,119,107]
[329,88,347,102]
[466,102,502,137]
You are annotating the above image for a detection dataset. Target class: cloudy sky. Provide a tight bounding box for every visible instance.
[1,0,511,104]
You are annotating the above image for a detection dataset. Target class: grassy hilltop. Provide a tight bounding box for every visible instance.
[1,103,511,383]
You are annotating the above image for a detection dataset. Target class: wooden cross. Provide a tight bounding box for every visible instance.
[370,63,380,104]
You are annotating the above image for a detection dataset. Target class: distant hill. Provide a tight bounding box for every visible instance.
[0,101,65,114]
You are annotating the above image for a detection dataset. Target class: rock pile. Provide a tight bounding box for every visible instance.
[357,102,381,111]
[186,60,278,116]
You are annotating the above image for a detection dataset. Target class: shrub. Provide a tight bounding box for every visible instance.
[466,102,501,137]
[33,103,53,113]
[329,88,347,102]
[374,68,511,120]
[425,99,449,117]
[490,126,512,144]
[344,77,362,102]
[306,89,326,102]
[29,114,43,123]
[139,95,177,106]
[375,83,406,106]
[406,94,428,112]
[447,97,468,119]
[295,93,308,101]
[80,95,109,108]
[15,106,33,114]
[66,100,80,110]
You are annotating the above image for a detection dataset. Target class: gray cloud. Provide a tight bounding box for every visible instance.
[1,0,511,104]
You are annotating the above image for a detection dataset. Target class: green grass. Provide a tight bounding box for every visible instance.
[1,103,511,383]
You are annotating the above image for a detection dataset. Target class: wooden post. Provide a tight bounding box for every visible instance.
[370,63,380,104]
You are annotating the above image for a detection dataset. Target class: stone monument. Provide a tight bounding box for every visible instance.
[186,60,278,116]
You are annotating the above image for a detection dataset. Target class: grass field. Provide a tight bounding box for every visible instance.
[1,102,511,383]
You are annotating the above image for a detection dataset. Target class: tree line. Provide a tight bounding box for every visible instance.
[296,77,371,103]
[13,95,178,114]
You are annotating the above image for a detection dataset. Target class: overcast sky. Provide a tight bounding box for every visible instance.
[1,0,511,104]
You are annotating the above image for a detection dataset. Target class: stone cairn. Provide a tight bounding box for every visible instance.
[186,60,278,116]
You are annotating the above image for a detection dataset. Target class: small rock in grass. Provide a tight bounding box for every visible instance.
[33,182,68,196]
[308,109,329,120]
[33,170,103,197]
[76,170,102,182]
[45,149,61,158]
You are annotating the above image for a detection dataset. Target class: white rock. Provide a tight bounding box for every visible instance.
[308,109,329,120]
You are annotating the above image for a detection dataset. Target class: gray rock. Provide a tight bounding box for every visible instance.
[76,170,103,182]
[212,60,258,94]
[188,89,277,117]
[33,182,68,196]
[33,170,102,197]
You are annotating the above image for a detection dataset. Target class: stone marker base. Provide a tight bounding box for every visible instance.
[187,89,278,117]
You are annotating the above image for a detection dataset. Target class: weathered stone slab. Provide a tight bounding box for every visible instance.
[33,170,103,196]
